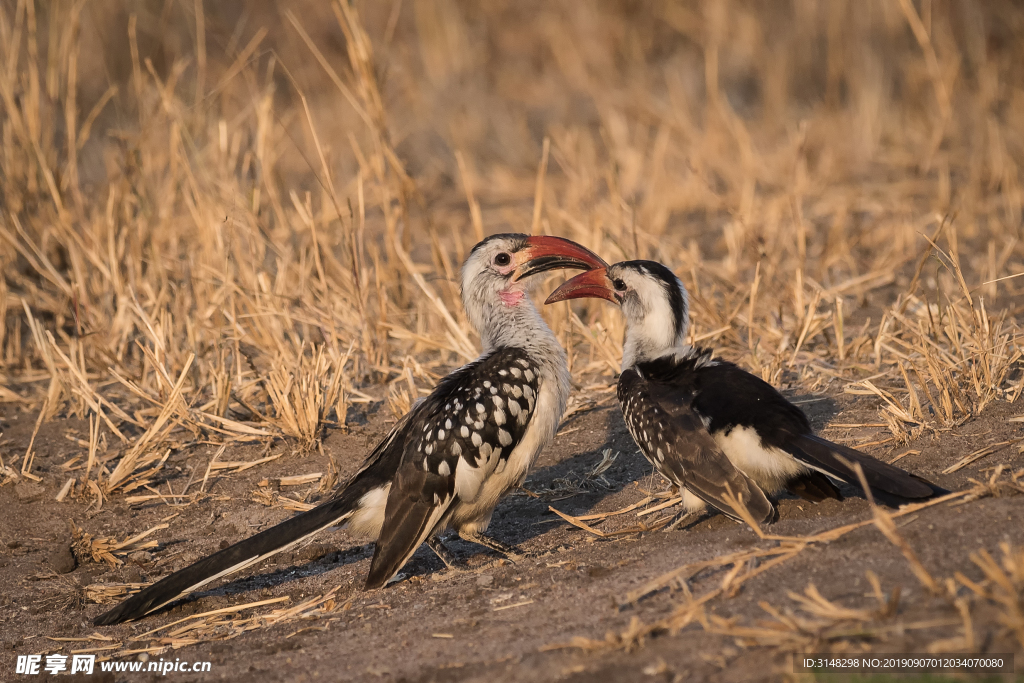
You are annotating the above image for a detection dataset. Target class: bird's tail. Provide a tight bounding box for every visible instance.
[784,434,948,504]
[94,488,364,625]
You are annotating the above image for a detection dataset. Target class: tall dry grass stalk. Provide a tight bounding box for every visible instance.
[1,0,1022,494]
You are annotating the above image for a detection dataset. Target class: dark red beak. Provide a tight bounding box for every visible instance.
[512,236,608,282]
[544,267,618,304]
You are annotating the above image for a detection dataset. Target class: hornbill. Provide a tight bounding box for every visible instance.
[94,234,606,625]
[546,260,947,526]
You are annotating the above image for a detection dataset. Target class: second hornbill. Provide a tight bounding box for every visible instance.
[546,260,947,526]
[95,233,605,625]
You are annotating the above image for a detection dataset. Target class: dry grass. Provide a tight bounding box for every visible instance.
[43,591,344,660]
[2,0,1024,667]
[70,520,167,567]
[2,0,1023,494]
[545,468,1024,657]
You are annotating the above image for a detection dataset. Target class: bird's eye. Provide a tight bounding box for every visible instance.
[494,253,512,267]
[612,278,627,292]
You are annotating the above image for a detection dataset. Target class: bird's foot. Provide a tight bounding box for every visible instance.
[426,536,458,570]
[664,510,700,532]
[458,531,523,562]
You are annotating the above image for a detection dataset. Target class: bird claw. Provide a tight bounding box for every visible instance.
[426,536,458,570]
[458,531,522,561]
[497,551,524,565]
[663,510,698,532]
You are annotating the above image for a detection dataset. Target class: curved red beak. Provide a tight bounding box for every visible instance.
[544,267,617,304]
[512,236,608,282]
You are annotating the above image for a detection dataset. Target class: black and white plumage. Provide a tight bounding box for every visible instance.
[547,260,947,525]
[364,347,544,588]
[94,234,605,625]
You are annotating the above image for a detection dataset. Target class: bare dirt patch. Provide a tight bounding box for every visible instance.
[2,388,1021,682]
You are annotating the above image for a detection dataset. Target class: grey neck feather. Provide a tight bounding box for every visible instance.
[465,288,570,402]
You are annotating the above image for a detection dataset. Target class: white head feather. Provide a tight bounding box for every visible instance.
[607,261,691,369]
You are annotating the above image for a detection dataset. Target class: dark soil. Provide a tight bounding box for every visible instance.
[1,388,1022,682]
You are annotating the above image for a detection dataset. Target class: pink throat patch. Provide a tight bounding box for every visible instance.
[499,289,525,306]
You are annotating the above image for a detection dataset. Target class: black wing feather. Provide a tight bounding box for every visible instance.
[364,464,454,589]
[619,368,775,524]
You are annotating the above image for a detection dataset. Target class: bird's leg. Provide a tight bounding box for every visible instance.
[458,531,522,561]
[426,535,457,569]
[664,509,702,532]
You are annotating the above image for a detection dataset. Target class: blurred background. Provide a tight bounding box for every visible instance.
[2,1,1022,482]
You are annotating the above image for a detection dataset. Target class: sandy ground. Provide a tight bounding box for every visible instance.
[1,387,1022,683]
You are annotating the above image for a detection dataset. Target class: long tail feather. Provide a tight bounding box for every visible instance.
[785,434,948,503]
[94,490,363,625]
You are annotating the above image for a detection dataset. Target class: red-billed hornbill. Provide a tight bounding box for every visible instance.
[94,234,606,625]
[546,260,947,526]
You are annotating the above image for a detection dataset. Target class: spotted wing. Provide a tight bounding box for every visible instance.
[364,348,541,588]
[618,367,775,524]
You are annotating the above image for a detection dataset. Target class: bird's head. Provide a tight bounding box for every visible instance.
[545,260,690,367]
[461,234,606,349]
